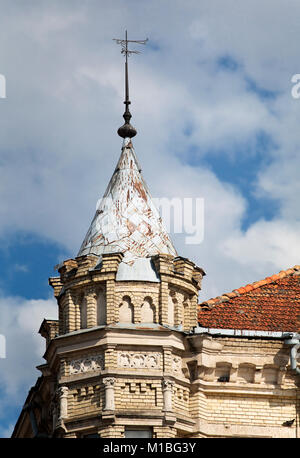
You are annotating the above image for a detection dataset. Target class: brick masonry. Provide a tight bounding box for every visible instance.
[12,252,300,439]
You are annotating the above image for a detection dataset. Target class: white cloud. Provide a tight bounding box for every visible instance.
[0,1,297,288]
[0,0,300,433]
[0,295,57,399]
[13,264,29,273]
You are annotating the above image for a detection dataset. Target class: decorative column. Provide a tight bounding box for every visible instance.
[52,386,68,431]
[86,286,97,328]
[58,386,69,421]
[162,379,175,412]
[103,377,115,411]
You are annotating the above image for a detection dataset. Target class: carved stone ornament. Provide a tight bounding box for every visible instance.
[103,377,116,388]
[69,355,104,375]
[117,352,160,369]
[172,356,182,374]
[162,379,175,391]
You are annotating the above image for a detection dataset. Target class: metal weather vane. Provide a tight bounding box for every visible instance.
[113,31,148,138]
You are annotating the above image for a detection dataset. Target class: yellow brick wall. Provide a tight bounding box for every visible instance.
[153,426,177,438]
[206,393,297,428]
[173,384,189,416]
[99,425,125,438]
[115,379,163,410]
[67,384,105,419]
[189,390,207,421]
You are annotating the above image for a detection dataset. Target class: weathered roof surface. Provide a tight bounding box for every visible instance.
[198,266,300,332]
[78,138,177,264]
[116,257,160,282]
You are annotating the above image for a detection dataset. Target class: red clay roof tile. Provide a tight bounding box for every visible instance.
[198,265,300,333]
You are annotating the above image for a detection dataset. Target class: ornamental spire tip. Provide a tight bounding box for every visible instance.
[113,31,148,139]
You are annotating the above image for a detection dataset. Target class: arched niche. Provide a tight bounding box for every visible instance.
[141,296,155,323]
[96,289,106,325]
[119,296,134,323]
[168,291,176,326]
[80,295,87,329]
[215,362,232,382]
[237,363,255,384]
[263,365,278,385]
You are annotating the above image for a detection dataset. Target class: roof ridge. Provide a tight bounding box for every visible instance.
[199,265,300,309]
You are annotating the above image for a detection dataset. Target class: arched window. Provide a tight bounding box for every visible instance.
[119,296,133,323]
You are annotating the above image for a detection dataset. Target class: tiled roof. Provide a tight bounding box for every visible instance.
[198,266,300,333]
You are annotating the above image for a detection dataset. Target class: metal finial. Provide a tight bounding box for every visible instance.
[113,31,148,138]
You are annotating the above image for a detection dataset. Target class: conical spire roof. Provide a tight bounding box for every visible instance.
[77,138,177,265]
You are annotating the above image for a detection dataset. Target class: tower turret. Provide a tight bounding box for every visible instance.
[13,32,205,439]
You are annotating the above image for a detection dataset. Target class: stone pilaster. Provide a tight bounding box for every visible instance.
[104,345,117,369]
[60,358,67,378]
[106,280,116,324]
[190,294,198,330]
[163,347,173,374]
[58,303,64,335]
[65,290,76,333]
[134,302,141,324]
[159,281,169,325]
[74,294,81,331]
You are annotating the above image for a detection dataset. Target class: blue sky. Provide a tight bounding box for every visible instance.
[0,0,300,437]
[0,233,66,299]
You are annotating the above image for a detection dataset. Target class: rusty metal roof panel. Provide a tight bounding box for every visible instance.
[77,138,177,263]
